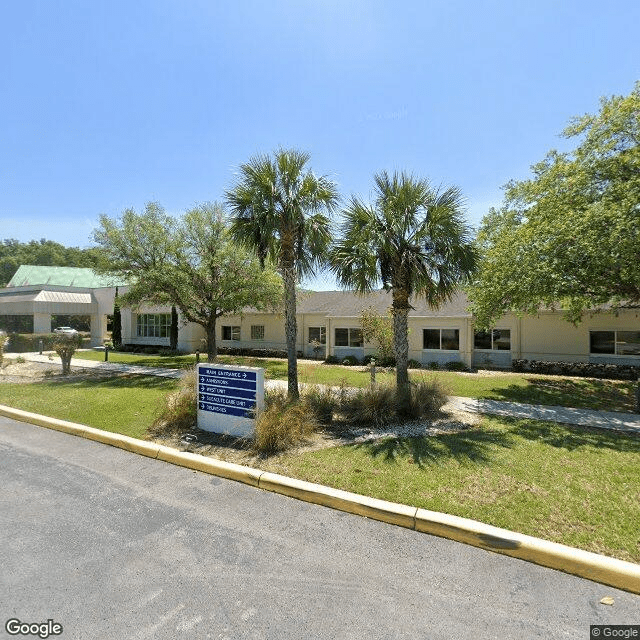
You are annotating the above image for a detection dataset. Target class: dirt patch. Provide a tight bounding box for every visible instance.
[0,360,123,384]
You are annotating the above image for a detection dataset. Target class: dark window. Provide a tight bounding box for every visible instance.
[308,327,326,344]
[424,328,460,350]
[335,328,349,346]
[474,330,492,350]
[0,315,34,333]
[423,329,441,350]
[616,331,640,356]
[222,325,240,341]
[335,328,363,347]
[590,331,615,354]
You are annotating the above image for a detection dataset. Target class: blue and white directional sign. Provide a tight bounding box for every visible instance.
[197,363,264,436]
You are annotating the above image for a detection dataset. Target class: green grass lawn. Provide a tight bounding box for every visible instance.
[1,373,638,561]
[71,351,637,412]
[265,416,640,563]
[0,375,177,439]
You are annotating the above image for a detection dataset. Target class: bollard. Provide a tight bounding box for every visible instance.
[39,339,43,355]
[370,358,376,388]
[104,345,109,362]
[195,350,200,364]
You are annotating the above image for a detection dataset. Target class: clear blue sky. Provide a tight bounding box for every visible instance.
[2,0,639,289]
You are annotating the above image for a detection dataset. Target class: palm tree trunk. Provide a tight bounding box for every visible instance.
[282,265,300,400]
[392,292,410,411]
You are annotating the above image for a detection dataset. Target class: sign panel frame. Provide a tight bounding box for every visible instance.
[196,363,265,437]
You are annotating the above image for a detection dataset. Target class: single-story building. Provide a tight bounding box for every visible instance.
[1,265,638,367]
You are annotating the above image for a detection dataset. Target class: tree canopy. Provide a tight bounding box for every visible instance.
[469,82,640,327]
[93,201,282,361]
[0,239,105,287]
[226,149,339,399]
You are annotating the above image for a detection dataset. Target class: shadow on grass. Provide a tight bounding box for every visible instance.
[351,428,515,469]
[508,418,640,453]
[486,377,635,412]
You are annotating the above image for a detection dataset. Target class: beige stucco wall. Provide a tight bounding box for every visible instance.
[520,309,640,363]
[216,313,286,352]
[409,316,472,367]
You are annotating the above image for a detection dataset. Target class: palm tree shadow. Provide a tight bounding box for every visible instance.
[351,428,515,469]
[508,418,640,453]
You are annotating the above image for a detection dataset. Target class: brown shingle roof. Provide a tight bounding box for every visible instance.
[296,289,471,317]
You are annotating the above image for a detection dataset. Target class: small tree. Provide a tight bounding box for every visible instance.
[359,306,394,363]
[53,333,83,375]
[112,286,122,348]
[170,305,179,351]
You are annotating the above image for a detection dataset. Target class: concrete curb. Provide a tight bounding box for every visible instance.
[2,403,639,595]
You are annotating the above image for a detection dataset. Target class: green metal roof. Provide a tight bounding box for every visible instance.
[7,265,128,289]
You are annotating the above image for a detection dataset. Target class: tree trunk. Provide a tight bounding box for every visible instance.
[392,292,410,411]
[61,353,71,375]
[206,318,217,363]
[282,265,299,400]
[170,306,178,351]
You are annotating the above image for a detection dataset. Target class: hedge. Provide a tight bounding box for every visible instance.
[5,332,91,353]
[512,359,640,380]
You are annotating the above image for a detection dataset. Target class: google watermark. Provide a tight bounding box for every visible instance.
[591,626,640,639]
[5,619,63,638]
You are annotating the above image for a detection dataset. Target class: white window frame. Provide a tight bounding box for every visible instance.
[136,313,171,338]
[222,325,241,341]
[422,328,460,351]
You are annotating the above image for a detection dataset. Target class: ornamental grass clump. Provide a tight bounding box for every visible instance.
[253,389,319,454]
[150,367,197,437]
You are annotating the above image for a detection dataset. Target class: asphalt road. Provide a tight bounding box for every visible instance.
[1,416,638,640]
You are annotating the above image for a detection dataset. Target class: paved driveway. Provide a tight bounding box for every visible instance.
[1,416,638,639]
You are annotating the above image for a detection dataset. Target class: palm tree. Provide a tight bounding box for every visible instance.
[331,171,478,406]
[226,149,339,400]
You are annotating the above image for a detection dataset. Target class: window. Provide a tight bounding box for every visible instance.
[335,328,363,347]
[308,326,326,344]
[423,328,460,350]
[474,329,511,351]
[251,325,265,341]
[590,331,640,356]
[136,314,170,338]
[222,325,241,341]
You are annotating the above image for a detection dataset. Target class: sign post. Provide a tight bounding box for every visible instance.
[196,363,264,437]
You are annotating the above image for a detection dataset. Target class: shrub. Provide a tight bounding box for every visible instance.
[341,355,360,366]
[303,385,338,425]
[444,360,469,372]
[149,368,197,437]
[407,359,422,369]
[324,355,339,364]
[362,354,396,367]
[52,333,84,375]
[254,390,318,454]
[511,359,640,380]
[5,332,90,353]
[335,379,447,427]
[427,361,440,370]
[0,331,7,364]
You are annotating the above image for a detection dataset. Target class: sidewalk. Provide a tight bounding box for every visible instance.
[15,352,640,434]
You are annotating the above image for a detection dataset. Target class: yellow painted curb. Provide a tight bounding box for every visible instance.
[156,445,263,487]
[414,508,640,595]
[259,471,417,529]
[2,403,639,594]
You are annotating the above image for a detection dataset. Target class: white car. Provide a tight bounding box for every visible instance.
[53,326,79,335]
